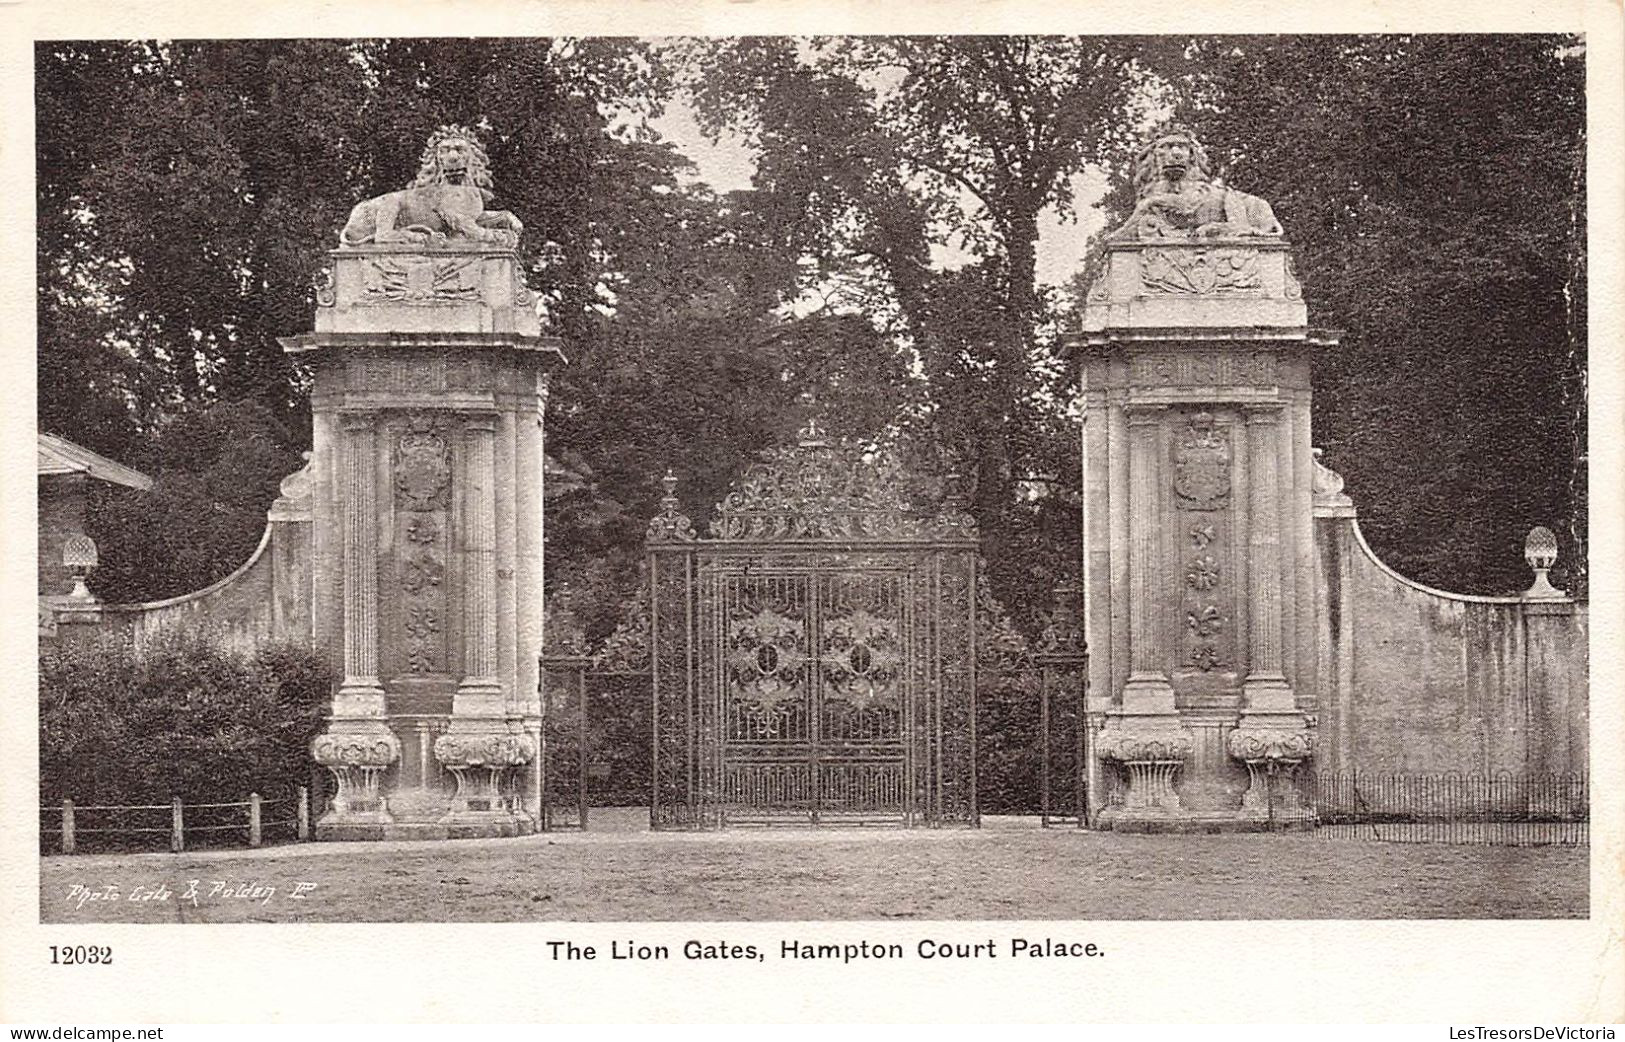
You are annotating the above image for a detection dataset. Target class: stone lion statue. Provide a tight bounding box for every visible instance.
[340,125,523,248]
[1106,125,1283,242]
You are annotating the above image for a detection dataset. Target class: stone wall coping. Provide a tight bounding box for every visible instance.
[97,521,275,614]
[1344,513,1574,607]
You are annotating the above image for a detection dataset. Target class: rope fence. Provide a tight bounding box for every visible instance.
[41,787,314,855]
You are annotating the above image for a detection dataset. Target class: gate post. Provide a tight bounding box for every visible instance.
[646,470,701,829]
[280,126,565,843]
[539,646,591,831]
[1036,582,1089,828]
[1064,124,1331,831]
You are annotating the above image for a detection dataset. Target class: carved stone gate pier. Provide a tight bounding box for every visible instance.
[644,424,980,828]
[1066,124,1333,830]
[281,127,564,840]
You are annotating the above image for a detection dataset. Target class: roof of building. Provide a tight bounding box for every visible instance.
[37,432,153,491]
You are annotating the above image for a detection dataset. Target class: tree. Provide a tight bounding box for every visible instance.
[543,137,923,638]
[38,38,686,601]
[681,37,1154,627]
[85,400,303,602]
[1162,35,1587,593]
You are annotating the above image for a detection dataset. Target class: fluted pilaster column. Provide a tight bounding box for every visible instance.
[1096,403,1189,821]
[1229,405,1311,819]
[1123,405,1174,710]
[460,414,500,699]
[1242,406,1292,708]
[341,412,382,697]
[436,411,534,827]
[310,410,400,828]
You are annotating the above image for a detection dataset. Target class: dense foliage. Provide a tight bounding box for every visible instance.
[38,34,1586,622]
[39,633,332,806]
[84,400,303,602]
[1168,35,1588,594]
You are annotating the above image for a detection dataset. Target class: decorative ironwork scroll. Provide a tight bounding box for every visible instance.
[708,421,978,542]
[644,422,981,829]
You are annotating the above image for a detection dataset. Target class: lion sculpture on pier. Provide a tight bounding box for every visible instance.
[1107,126,1283,242]
[340,125,522,248]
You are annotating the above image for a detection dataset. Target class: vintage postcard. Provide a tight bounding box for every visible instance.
[2,0,1621,1026]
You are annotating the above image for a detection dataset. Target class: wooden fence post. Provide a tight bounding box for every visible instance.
[309,764,325,820]
[296,786,310,841]
[61,799,75,855]
[248,792,262,848]
[170,797,184,853]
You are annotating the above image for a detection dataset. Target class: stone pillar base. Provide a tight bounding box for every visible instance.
[1095,715,1194,827]
[311,719,402,837]
[433,725,537,835]
[1227,713,1315,826]
[387,787,451,823]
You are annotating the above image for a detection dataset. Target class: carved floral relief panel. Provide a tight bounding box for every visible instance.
[1141,246,1261,295]
[393,414,451,676]
[1171,411,1236,679]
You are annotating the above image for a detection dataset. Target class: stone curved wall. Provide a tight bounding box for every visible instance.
[1313,513,1587,777]
[47,508,313,657]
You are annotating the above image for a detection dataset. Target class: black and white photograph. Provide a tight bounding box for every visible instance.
[4,0,1621,1027]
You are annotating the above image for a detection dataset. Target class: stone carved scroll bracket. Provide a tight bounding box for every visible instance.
[1227,723,1315,819]
[312,726,402,818]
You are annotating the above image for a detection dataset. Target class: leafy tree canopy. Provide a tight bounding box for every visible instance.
[38,34,1586,616]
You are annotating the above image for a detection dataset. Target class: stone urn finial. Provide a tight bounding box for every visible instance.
[1523,526,1565,599]
[61,533,99,601]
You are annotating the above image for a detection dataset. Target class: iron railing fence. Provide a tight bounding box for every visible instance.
[1295,771,1588,846]
[40,787,314,855]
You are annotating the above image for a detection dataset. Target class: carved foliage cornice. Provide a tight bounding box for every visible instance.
[312,727,402,768]
[433,731,536,768]
[1226,724,1315,765]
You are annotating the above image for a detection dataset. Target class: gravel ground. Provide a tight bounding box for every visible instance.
[39,811,1588,923]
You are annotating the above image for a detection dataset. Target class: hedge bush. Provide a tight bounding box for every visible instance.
[39,630,332,808]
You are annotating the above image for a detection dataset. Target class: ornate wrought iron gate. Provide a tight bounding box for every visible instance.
[645,422,981,829]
